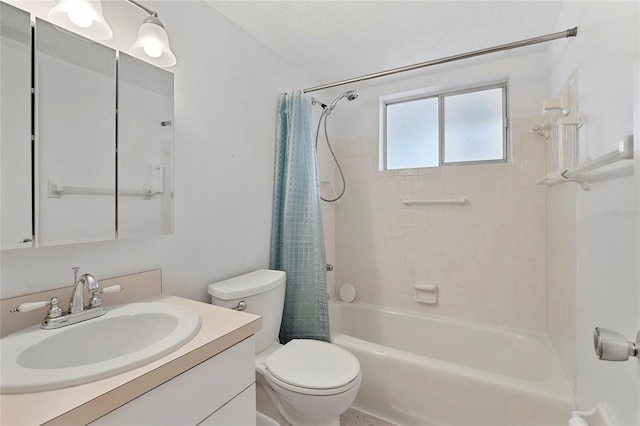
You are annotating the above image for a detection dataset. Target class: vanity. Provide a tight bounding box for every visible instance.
[0,270,262,425]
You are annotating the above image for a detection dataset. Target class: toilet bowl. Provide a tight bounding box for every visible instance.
[258,340,361,426]
[208,270,361,426]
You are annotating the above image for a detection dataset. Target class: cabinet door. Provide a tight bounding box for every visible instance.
[199,384,256,426]
[91,336,255,426]
[35,18,116,246]
[117,53,174,238]
[1,3,32,249]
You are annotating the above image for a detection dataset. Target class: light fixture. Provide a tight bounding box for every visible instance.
[128,0,176,68]
[48,0,113,40]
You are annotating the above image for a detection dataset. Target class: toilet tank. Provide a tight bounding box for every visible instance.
[208,270,285,354]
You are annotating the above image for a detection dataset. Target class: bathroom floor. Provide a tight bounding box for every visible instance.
[340,408,398,426]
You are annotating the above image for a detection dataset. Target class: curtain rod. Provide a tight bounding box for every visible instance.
[303,27,577,93]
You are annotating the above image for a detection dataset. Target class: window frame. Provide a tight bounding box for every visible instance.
[380,81,509,170]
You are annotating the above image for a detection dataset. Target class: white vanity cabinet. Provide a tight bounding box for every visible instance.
[91,336,256,426]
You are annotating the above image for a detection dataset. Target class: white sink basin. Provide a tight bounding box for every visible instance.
[1,302,201,394]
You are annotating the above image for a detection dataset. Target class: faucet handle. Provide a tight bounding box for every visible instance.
[10,300,49,313]
[11,297,62,318]
[89,284,124,308]
[100,284,124,294]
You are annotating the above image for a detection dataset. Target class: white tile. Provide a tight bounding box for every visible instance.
[333,122,552,333]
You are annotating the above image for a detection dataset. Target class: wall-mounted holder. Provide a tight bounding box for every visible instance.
[536,171,591,191]
[414,283,438,304]
[543,93,570,116]
[537,134,634,190]
[530,117,550,138]
[556,108,583,169]
[540,69,582,172]
[530,93,567,138]
[320,180,341,204]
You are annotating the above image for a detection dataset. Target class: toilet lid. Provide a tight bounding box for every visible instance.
[265,340,360,390]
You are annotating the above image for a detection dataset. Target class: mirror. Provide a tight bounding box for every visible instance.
[1,3,33,250]
[0,11,174,250]
[118,53,174,238]
[36,18,117,246]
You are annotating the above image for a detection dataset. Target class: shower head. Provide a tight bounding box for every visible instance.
[326,90,359,114]
[345,91,359,101]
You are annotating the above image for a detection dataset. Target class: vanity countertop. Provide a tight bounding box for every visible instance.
[0,294,262,426]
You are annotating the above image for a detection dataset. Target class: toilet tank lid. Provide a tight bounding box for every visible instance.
[207,270,285,300]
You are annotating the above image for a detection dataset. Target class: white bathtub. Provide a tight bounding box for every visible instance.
[329,301,573,426]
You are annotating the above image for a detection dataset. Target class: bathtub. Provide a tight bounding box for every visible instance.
[329,300,573,426]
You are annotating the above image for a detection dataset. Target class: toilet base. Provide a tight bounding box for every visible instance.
[257,374,290,425]
[256,374,348,426]
[257,411,280,426]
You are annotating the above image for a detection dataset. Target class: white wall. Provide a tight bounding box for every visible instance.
[548,2,639,424]
[1,1,314,301]
[326,51,551,331]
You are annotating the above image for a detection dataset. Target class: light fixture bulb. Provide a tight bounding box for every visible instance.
[48,0,113,40]
[143,46,162,58]
[68,5,93,28]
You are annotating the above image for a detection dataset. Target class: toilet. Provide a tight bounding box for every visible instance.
[208,270,361,426]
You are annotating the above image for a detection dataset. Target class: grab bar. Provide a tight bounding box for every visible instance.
[403,196,469,206]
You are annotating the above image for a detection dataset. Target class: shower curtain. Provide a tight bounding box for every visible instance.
[270,90,330,344]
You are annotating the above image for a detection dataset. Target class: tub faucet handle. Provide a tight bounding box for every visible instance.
[594,327,640,361]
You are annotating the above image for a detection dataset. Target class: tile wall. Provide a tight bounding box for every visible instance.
[334,117,548,332]
[546,181,577,392]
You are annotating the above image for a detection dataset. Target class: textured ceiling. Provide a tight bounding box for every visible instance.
[206,1,564,86]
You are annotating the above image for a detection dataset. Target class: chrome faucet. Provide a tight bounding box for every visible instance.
[10,267,123,329]
[69,267,100,313]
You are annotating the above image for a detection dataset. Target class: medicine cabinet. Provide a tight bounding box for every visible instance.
[0,3,174,249]
[1,3,32,250]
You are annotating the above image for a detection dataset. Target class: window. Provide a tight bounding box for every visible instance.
[381,82,508,170]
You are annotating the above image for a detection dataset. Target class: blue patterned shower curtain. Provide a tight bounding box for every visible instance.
[270,90,330,344]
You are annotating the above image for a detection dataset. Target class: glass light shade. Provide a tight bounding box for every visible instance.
[48,0,113,40]
[129,16,177,68]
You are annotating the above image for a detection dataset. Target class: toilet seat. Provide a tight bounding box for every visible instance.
[265,339,361,396]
